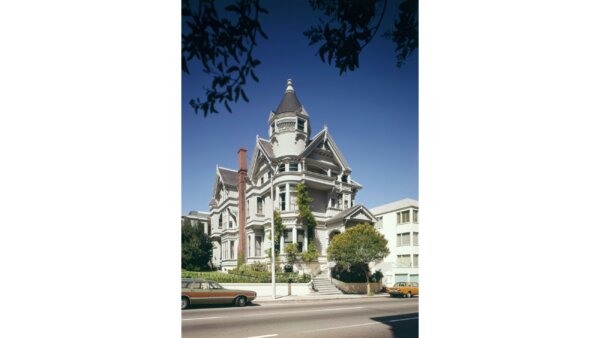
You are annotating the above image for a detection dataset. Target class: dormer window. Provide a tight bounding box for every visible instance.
[270,123,275,135]
[289,162,298,171]
[341,175,348,183]
[297,118,305,131]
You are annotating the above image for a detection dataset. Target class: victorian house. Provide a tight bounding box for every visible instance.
[208,80,376,271]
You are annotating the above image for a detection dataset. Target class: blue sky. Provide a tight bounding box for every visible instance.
[182,0,418,214]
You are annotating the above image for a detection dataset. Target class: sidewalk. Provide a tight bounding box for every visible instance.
[253,292,392,303]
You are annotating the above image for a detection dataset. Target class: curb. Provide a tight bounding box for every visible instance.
[253,293,392,303]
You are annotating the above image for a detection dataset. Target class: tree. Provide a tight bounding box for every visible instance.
[305,0,418,73]
[182,0,268,116]
[182,219,214,271]
[327,222,390,295]
[296,183,317,242]
[182,0,418,116]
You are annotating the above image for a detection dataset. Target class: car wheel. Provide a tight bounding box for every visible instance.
[235,296,248,307]
[406,292,412,298]
[181,297,190,310]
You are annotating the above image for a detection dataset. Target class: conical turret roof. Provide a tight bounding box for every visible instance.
[274,79,302,114]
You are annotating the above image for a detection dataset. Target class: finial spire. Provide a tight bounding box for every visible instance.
[285,79,294,92]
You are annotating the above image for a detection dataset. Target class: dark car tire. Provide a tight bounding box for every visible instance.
[235,296,248,307]
[182,297,190,310]
[406,292,412,298]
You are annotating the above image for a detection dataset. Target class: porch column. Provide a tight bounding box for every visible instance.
[280,233,285,253]
[292,226,297,247]
[203,222,208,235]
[303,225,308,252]
[250,233,255,258]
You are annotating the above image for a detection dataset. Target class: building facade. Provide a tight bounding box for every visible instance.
[181,211,211,236]
[207,80,376,271]
[370,199,419,287]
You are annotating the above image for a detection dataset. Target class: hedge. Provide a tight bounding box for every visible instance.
[181,269,311,283]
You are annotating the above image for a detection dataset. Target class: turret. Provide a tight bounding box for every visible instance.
[268,79,311,157]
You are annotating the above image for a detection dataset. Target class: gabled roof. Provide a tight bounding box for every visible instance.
[249,136,275,180]
[301,128,350,171]
[275,80,302,114]
[326,204,376,225]
[258,138,274,159]
[218,167,238,189]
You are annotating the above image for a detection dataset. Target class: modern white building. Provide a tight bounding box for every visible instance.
[206,80,376,271]
[181,211,211,236]
[370,198,419,287]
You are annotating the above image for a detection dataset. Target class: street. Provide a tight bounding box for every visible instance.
[182,297,418,338]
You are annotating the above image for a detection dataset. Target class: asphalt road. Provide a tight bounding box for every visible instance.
[182,297,418,338]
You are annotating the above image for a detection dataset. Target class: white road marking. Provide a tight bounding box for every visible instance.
[246,334,278,338]
[389,317,419,322]
[302,322,379,333]
[240,306,364,318]
[182,316,225,321]
[301,316,419,333]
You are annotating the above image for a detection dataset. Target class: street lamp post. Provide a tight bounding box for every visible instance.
[270,170,276,299]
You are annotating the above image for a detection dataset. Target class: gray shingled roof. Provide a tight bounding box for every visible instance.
[275,90,302,114]
[326,204,363,224]
[218,167,238,189]
[258,138,274,159]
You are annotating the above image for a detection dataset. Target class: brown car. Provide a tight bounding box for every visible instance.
[387,282,419,298]
[181,278,257,309]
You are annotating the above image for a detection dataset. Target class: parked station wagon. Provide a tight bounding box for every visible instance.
[181,278,257,309]
[387,282,419,298]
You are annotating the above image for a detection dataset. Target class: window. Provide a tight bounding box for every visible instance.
[229,240,235,259]
[246,199,250,216]
[413,209,418,223]
[218,214,222,229]
[271,123,275,135]
[278,163,286,173]
[279,189,286,211]
[413,254,419,268]
[413,232,419,246]
[297,118,305,131]
[397,210,410,224]
[268,170,273,179]
[257,197,263,214]
[397,255,411,268]
[255,236,262,256]
[344,199,348,209]
[284,230,293,244]
[397,232,410,247]
[341,175,348,183]
[260,176,264,185]
[375,216,383,229]
[229,219,233,228]
[289,162,298,171]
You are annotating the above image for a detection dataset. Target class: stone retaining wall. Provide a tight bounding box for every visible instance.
[220,282,311,297]
[331,278,383,294]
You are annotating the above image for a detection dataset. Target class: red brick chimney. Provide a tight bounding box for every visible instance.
[237,148,248,264]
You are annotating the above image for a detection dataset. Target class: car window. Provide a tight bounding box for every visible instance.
[399,282,406,286]
[182,281,190,288]
[209,282,223,289]
[200,282,210,290]
[411,282,419,287]
[190,281,202,289]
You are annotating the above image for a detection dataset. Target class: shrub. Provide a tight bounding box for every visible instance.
[331,264,384,283]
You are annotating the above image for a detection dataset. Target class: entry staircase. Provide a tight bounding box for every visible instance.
[309,271,344,296]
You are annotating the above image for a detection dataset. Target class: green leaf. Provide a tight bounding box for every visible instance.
[240,88,249,102]
[250,70,259,82]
